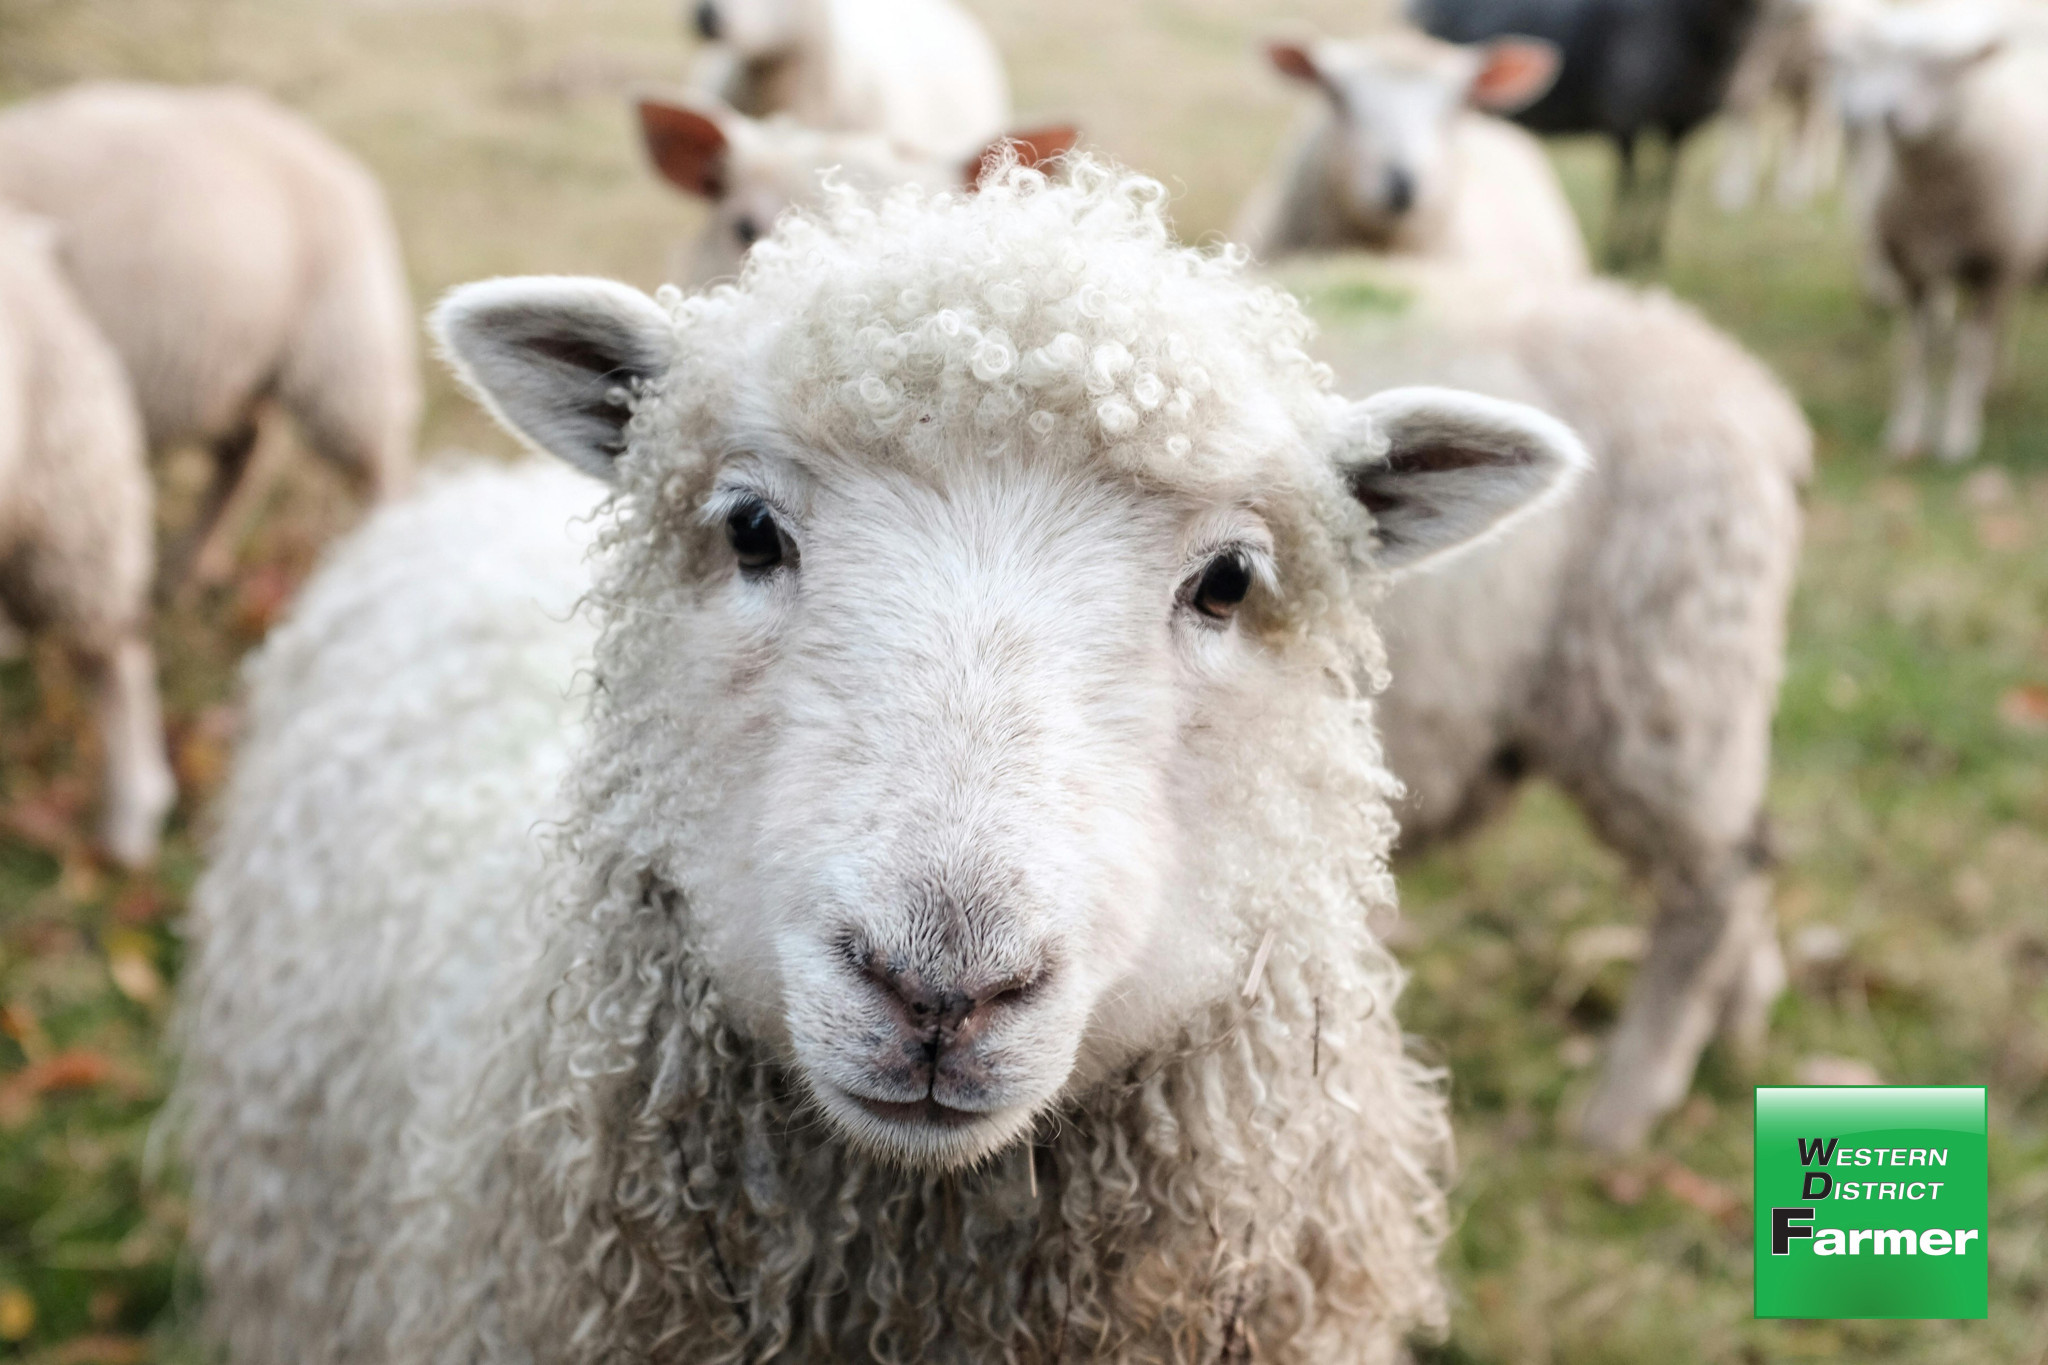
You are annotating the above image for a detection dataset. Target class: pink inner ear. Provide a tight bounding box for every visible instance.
[1470,40,1560,112]
[963,125,1081,191]
[1267,42,1321,84]
[638,100,729,199]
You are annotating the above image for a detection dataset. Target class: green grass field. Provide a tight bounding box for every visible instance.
[0,0,2042,1360]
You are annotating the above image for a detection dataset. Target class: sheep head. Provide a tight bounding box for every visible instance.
[1266,31,1559,241]
[434,162,1584,1170]
[1829,3,2005,143]
[638,94,1077,283]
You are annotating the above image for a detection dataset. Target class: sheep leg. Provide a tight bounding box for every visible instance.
[1578,857,1770,1151]
[1604,134,1644,271]
[1775,90,1838,207]
[1884,287,1936,460]
[1938,281,2010,463]
[1715,116,1762,213]
[162,406,269,599]
[82,631,176,868]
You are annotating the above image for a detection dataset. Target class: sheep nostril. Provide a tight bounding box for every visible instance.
[692,1,721,40]
[1384,167,1415,215]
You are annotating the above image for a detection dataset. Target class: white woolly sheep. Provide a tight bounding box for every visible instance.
[1237,31,1590,281]
[686,0,1010,161]
[1285,255,1810,1150]
[1830,2,2048,461]
[0,207,173,867]
[637,92,1075,281]
[176,161,1592,1363]
[0,81,420,587]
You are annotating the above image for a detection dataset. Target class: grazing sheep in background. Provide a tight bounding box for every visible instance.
[637,92,1075,281]
[685,0,1009,160]
[1412,0,1764,267]
[0,207,173,868]
[176,160,1593,1363]
[0,82,420,590]
[1278,255,1808,1150]
[1830,2,2048,462]
[1236,31,1590,281]
[1714,0,1877,212]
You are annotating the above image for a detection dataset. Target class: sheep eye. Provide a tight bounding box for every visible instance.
[1191,551,1253,620]
[726,499,787,572]
[734,216,761,247]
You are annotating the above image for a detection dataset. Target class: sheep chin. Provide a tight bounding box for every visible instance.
[808,1078,1041,1170]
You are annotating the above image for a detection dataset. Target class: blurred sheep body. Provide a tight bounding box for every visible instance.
[1833,6,2048,462]
[1291,257,1809,1149]
[1412,0,1763,266]
[0,208,173,867]
[1238,32,1590,281]
[178,163,1595,1363]
[0,82,419,585]
[688,0,1009,160]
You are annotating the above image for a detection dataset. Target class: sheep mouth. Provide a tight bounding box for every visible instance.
[838,1089,991,1130]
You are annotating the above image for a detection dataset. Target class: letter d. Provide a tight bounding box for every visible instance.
[1773,1207,1815,1255]
[1802,1171,1833,1200]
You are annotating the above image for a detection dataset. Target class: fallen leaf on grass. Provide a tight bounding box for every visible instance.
[0,1286,33,1341]
[108,885,163,927]
[0,1002,50,1063]
[1599,1160,1744,1223]
[1997,684,2048,734]
[1660,1162,1742,1221]
[1,784,87,853]
[104,935,164,1007]
[0,1050,125,1128]
[45,1334,149,1365]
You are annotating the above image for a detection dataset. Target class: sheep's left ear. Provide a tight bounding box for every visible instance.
[963,124,1081,189]
[1336,386,1589,575]
[1468,38,1561,113]
[432,276,676,482]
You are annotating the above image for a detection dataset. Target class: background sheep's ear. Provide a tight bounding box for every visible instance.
[1337,386,1589,575]
[432,276,676,482]
[1267,40,1324,85]
[1468,38,1561,113]
[963,124,1081,188]
[639,97,731,198]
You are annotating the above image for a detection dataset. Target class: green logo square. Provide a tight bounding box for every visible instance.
[1754,1086,1987,1319]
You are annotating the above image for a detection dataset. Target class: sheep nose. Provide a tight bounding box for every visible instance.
[860,954,1043,1048]
[1384,167,1415,214]
[692,1,721,40]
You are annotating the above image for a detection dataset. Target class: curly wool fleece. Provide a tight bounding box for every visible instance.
[178,159,1453,1365]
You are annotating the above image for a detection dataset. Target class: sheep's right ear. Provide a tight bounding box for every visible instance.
[1267,40,1325,86]
[1468,38,1561,113]
[433,277,676,482]
[639,97,731,199]
[1335,386,1589,575]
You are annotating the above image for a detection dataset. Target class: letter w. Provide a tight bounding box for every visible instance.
[1798,1137,1838,1166]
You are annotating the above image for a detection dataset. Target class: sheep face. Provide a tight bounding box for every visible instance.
[1829,8,2004,144]
[689,0,803,56]
[435,168,1586,1170]
[1267,34,1559,241]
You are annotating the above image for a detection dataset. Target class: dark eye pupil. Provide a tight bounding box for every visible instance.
[1194,553,1252,618]
[735,217,761,247]
[727,500,784,570]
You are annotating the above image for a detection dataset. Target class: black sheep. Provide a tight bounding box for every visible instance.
[1411,0,1762,266]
